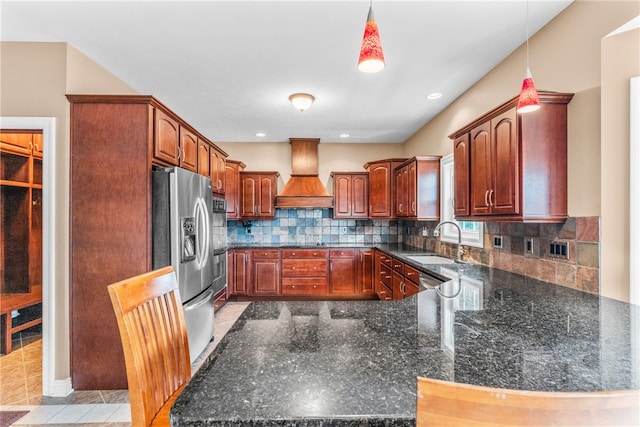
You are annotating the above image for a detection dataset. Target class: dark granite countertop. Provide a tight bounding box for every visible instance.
[171,245,640,426]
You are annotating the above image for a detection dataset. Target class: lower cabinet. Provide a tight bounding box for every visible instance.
[281,249,328,296]
[250,250,280,296]
[377,250,420,300]
[376,251,393,301]
[228,248,377,299]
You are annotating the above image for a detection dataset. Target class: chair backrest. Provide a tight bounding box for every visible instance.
[417,376,640,427]
[108,266,191,427]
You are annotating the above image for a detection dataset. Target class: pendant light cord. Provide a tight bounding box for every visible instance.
[525,0,530,69]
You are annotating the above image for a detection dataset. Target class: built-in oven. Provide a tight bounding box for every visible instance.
[211,197,227,296]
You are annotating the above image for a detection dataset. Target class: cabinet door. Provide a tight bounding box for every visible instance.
[329,258,357,295]
[252,259,280,296]
[154,108,179,166]
[470,122,492,215]
[407,162,417,216]
[218,155,226,194]
[352,174,369,217]
[358,250,375,294]
[453,134,470,216]
[392,271,404,300]
[195,139,209,176]
[257,175,276,217]
[0,132,33,156]
[491,109,519,215]
[240,174,258,217]
[333,174,352,218]
[368,163,393,218]
[229,250,249,295]
[225,162,242,219]
[179,127,198,172]
[210,148,225,193]
[395,166,408,216]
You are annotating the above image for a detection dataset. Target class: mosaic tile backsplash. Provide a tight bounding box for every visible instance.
[227,210,600,294]
[227,208,401,246]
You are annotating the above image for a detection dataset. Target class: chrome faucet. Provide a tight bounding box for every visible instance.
[433,220,464,262]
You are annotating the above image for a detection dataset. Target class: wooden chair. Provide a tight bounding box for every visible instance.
[108,266,191,426]
[417,376,640,426]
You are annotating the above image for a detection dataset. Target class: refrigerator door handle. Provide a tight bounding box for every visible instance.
[195,197,211,268]
[184,287,214,312]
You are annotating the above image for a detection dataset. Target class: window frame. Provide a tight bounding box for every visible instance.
[440,154,483,248]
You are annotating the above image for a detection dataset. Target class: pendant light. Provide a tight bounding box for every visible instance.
[517,0,541,113]
[358,0,385,73]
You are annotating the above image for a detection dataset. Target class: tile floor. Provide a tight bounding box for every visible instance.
[0,301,249,426]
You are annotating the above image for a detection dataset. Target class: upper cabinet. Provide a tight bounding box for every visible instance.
[153,108,180,166]
[331,172,369,219]
[179,126,198,172]
[449,91,574,222]
[394,156,441,220]
[225,160,246,220]
[364,159,407,219]
[210,147,226,195]
[240,171,279,219]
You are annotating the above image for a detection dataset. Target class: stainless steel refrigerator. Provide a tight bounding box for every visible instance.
[152,166,226,363]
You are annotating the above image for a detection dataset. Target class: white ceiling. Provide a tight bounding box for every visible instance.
[1,0,572,144]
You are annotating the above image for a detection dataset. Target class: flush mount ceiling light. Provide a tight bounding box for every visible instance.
[517,0,541,113]
[357,0,385,73]
[289,93,315,112]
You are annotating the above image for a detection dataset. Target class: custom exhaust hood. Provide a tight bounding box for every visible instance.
[275,138,334,208]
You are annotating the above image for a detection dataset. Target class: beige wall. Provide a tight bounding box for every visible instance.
[601,26,640,302]
[1,42,137,383]
[403,1,639,301]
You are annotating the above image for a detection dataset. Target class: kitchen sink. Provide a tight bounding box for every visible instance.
[406,255,455,265]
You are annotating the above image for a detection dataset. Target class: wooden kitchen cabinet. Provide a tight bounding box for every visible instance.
[251,249,280,296]
[225,160,246,219]
[449,91,574,222]
[364,159,407,219]
[228,250,250,296]
[210,147,226,195]
[66,95,227,390]
[196,138,209,176]
[179,126,198,172]
[394,156,441,220]
[331,172,369,219]
[358,249,375,295]
[281,249,328,296]
[240,172,279,219]
[375,251,393,300]
[453,133,470,216]
[329,249,358,295]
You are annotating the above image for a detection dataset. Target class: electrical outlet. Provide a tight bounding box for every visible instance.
[526,238,534,254]
[422,227,428,237]
[341,226,347,235]
[493,236,503,249]
[549,241,569,259]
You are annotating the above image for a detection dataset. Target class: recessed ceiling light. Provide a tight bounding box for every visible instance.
[255,132,266,137]
[426,92,443,100]
[339,133,350,138]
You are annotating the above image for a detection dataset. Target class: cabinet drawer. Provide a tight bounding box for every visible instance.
[404,264,420,284]
[329,249,357,258]
[378,254,393,267]
[281,249,327,259]
[391,258,404,274]
[379,264,392,286]
[282,278,328,295]
[252,249,280,259]
[378,282,392,300]
[281,259,327,276]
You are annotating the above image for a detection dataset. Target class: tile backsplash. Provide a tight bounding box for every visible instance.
[403,216,601,294]
[228,211,600,294]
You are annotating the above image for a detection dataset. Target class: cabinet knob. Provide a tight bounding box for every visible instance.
[292,266,296,270]
[292,285,296,288]
[264,252,268,256]
[313,252,317,256]
[313,285,317,288]
[292,252,295,256]
[313,266,317,270]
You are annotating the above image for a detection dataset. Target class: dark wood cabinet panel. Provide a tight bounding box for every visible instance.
[364,159,406,219]
[240,172,278,219]
[394,156,441,220]
[224,160,245,219]
[453,134,470,216]
[251,259,280,296]
[450,91,573,222]
[179,127,198,172]
[210,148,225,194]
[329,258,357,295]
[229,250,249,296]
[196,138,209,176]
[153,108,179,166]
[358,250,375,295]
[331,172,369,219]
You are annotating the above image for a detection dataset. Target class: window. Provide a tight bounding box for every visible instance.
[440,154,483,248]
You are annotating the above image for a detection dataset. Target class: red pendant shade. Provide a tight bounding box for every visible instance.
[358,6,385,73]
[517,67,541,113]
